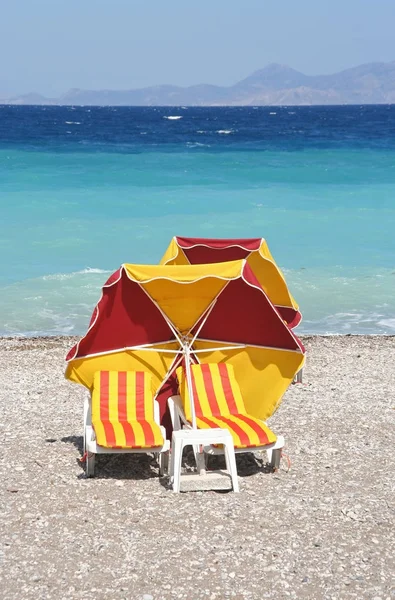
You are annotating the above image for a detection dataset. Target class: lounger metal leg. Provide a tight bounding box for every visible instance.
[159,450,169,477]
[196,450,206,475]
[204,451,209,469]
[83,396,89,454]
[269,448,282,471]
[191,442,207,475]
[86,452,95,477]
[293,368,303,384]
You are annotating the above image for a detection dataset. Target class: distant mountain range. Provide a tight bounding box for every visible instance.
[3,62,395,106]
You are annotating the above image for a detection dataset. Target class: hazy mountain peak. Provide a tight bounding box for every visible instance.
[256,62,303,74]
[236,63,308,90]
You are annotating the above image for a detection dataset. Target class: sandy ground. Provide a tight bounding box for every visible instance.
[0,335,394,600]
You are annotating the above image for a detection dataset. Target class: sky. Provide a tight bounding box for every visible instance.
[1,0,395,97]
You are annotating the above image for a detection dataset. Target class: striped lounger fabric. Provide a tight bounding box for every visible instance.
[91,370,164,449]
[176,363,277,449]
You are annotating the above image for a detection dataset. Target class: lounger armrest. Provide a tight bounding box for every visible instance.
[84,393,92,428]
[86,425,95,442]
[154,399,161,426]
[167,395,190,431]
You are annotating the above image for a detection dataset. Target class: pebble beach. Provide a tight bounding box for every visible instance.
[1,335,394,600]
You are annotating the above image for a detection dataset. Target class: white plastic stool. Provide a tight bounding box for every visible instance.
[170,428,239,493]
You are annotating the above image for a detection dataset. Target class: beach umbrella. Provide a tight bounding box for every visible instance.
[160,237,301,328]
[65,260,305,431]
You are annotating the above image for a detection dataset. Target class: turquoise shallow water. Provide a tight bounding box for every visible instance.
[0,105,394,335]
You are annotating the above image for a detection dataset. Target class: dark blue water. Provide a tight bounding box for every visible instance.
[1,104,395,152]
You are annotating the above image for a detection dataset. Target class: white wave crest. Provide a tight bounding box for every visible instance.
[217,130,232,134]
[186,142,211,148]
[80,267,110,274]
[164,116,183,120]
[42,268,111,281]
[65,121,81,125]
[377,318,395,330]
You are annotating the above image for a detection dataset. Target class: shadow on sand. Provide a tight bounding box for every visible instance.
[60,435,274,483]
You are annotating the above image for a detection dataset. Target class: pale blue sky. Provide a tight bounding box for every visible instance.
[1,0,395,96]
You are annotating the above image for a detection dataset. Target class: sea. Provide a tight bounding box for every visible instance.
[0,104,394,337]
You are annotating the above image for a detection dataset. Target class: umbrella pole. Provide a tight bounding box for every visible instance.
[185,344,206,476]
[184,344,197,430]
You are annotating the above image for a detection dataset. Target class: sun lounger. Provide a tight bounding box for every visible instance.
[83,370,170,477]
[168,363,284,469]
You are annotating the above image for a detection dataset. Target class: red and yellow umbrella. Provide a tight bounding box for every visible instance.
[66,260,305,430]
[161,236,301,328]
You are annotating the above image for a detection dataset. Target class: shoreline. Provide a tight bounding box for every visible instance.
[1,332,394,340]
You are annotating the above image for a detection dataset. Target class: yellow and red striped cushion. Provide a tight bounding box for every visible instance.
[91,371,164,449]
[176,363,277,449]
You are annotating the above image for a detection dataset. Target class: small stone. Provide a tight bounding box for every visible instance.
[229,572,236,578]
[142,595,154,600]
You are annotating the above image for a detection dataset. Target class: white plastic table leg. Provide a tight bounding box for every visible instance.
[169,440,175,480]
[171,435,183,493]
